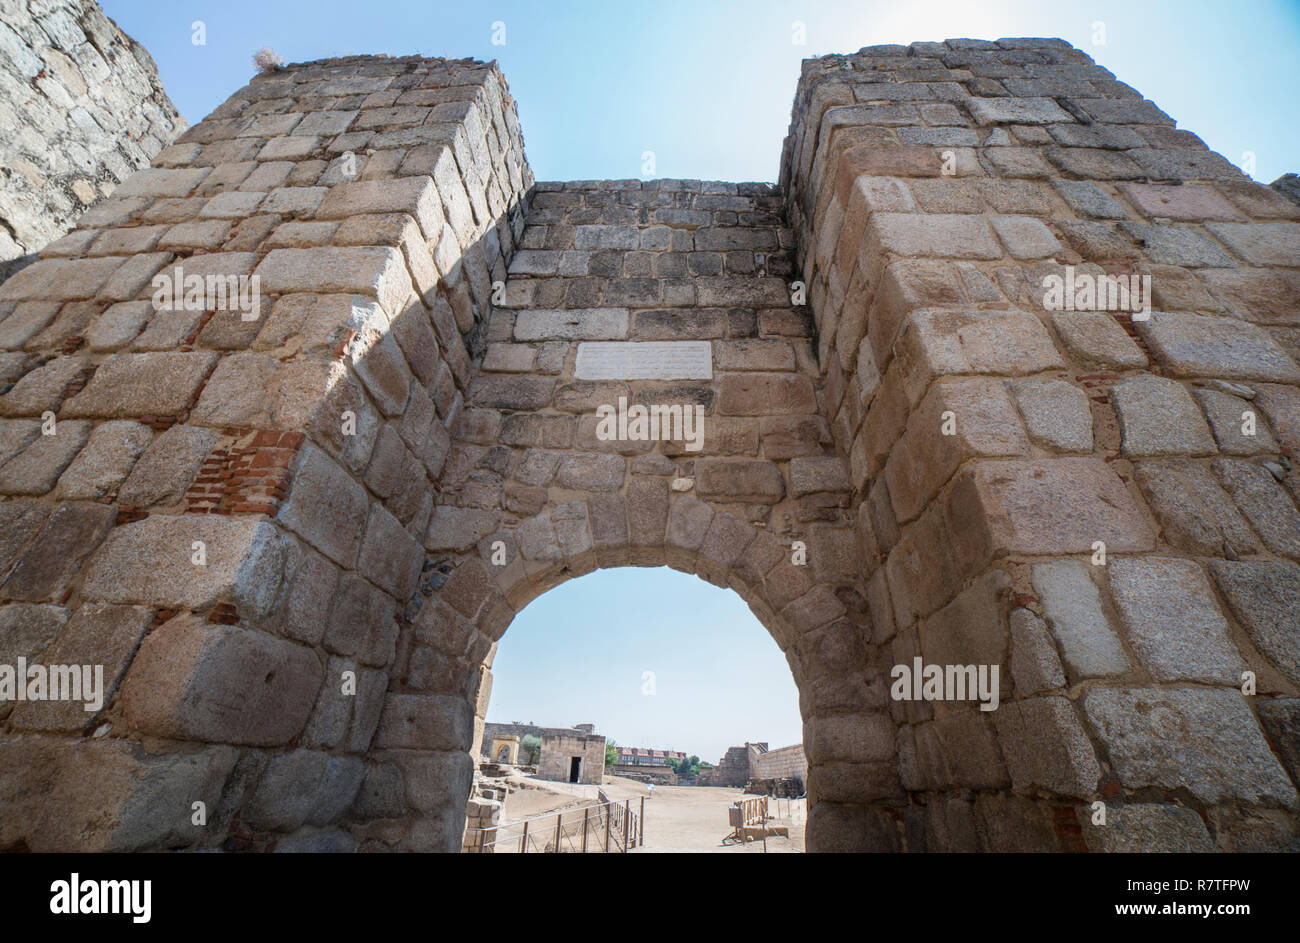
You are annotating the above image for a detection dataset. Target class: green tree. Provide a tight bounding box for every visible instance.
[520,734,541,765]
[604,739,619,770]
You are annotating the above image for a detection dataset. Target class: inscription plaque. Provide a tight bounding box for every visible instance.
[574,341,713,380]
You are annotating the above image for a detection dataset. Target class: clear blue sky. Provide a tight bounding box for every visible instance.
[98,0,1297,759]
[104,0,1299,183]
[486,567,801,762]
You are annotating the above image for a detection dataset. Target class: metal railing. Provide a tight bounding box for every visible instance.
[469,797,645,853]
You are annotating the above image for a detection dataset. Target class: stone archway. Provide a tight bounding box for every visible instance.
[392,504,884,852]
[369,173,890,851]
[1,39,1297,853]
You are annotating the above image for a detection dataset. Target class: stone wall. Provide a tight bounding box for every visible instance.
[699,744,758,787]
[783,37,1299,852]
[611,764,677,785]
[479,720,588,759]
[538,731,605,785]
[0,52,531,852]
[751,743,807,782]
[461,795,502,852]
[0,0,185,280]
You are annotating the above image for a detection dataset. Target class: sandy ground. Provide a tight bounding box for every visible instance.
[496,778,598,822]
[482,773,804,853]
[601,777,806,853]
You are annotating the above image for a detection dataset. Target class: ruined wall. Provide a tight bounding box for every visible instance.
[478,720,593,761]
[611,764,677,785]
[751,743,807,782]
[0,53,530,852]
[699,744,756,787]
[0,0,185,280]
[783,37,1300,851]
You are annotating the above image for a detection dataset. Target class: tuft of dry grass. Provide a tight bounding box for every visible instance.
[252,47,285,74]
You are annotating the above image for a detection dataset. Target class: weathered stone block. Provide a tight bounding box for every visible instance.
[895,309,1063,404]
[1031,561,1129,680]
[968,96,1074,124]
[358,502,423,598]
[1083,687,1297,808]
[120,614,322,746]
[9,604,153,733]
[1008,608,1065,695]
[885,377,1028,522]
[867,213,1002,260]
[1110,375,1217,457]
[1213,458,1300,559]
[695,459,785,503]
[717,373,816,415]
[0,603,69,667]
[0,737,236,852]
[83,515,288,618]
[1136,312,1300,383]
[254,247,414,318]
[53,420,153,499]
[1107,557,1244,684]
[1209,561,1300,687]
[948,458,1155,559]
[1082,804,1216,853]
[324,573,398,667]
[0,502,115,602]
[1050,310,1147,369]
[277,444,369,568]
[995,697,1101,797]
[1133,460,1261,556]
[374,692,473,751]
[63,352,218,419]
[1010,377,1093,452]
[315,177,444,241]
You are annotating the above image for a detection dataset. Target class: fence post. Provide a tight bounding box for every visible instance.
[604,804,611,852]
[520,820,529,854]
[582,807,590,853]
[639,796,645,848]
[622,799,630,853]
[553,810,563,853]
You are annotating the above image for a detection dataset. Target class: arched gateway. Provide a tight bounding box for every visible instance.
[1,39,1297,852]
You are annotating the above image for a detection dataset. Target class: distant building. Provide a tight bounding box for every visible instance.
[478,721,605,785]
[615,746,686,767]
[611,746,688,785]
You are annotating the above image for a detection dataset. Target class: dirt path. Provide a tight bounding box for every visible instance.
[496,776,600,823]
[600,778,805,853]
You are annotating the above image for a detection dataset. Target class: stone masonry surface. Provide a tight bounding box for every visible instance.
[0,36,1297,854]
[0,0,185,281]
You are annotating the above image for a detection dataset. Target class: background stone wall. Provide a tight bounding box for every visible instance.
[782,37,1300,852]
[699,744,758,787]
[0,0,185,280]
[478,720,593,761]
[751,742,807,782]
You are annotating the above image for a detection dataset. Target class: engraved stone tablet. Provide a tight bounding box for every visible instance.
[574,341,713,380]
